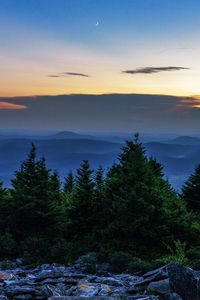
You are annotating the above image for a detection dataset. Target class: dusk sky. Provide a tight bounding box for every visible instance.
[0,0,200,133]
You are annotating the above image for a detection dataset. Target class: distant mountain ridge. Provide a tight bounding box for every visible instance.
[49,131,93,140]
[166,136,200,145]
[1,134,200,189]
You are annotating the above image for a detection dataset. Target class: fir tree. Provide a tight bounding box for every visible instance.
[94,166,104,196]
[10,145,52,238]
[182,165,200,213]
[101,134,189,258]
[64,171,74,194]
[0,181,9,231]
[66,160,95,256]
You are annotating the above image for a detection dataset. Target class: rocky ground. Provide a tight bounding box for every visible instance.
[0,258,199,300]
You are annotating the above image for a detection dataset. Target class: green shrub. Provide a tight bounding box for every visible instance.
[158,240,188,265]
[128,257,152,273]
[20,237,51,265]
[190,259,200,270]
[108,251,132,272]
[0,232,17,259]
[75,252,98,273]
[50,239,74,264]
[108,251,151,273]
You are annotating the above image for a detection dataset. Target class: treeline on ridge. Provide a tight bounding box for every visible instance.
[1,134,200,272]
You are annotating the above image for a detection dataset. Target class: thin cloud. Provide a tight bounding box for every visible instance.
[0,101,27,110]
[60,72,89,77]
[48,72,90,78]
[159,47,191,54]
[48,75,61,78]
[122,66,190,75]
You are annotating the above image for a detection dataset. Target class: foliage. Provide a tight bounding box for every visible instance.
[182,165,200,213]
[158,240,189,265]
[0,136,200,269]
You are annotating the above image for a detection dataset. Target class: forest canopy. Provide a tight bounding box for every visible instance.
[0,135,200,272]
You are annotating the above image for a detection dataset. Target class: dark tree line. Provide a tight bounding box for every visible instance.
[1,136,200,270]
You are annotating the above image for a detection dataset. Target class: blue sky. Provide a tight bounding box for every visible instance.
[0,0,200,133]
[0,0,200,97]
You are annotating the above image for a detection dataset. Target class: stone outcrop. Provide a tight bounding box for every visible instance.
[168,263,200,300]
[1,260,199,300]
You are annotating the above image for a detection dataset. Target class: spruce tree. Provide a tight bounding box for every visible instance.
[50,170,62,201]
[10,145,52,239]
[64,171,74,194]
[0,181,8,231]
[101,134,189,259]
[66,160,95,256]
[182,165,200,213]
[94,166,104,197]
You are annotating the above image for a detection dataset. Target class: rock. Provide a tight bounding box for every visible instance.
[35,270,65,282]
[92,276,124,287]
[164,292,183,300]
[49,297,122,300]
[0,271,13,281]
[168,263,200,300]
[49,297,159,300]
[40,284,69,297]
[143,266,167,279]
[0,296,9,300]
[134,266,168,289]
[5,286,42,296]
[135,297,159,300]
[147,278,170,295]
[127,286,145,294]
[73,281,100,297]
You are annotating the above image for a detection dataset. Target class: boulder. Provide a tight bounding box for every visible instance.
[164,293,183,300]
[92,276,124,287]
[143,266,167,279]
[168,263,200,300]
[147,278,170,295]
[0,296,9,300]
[73,281,100,297]
[0,271,13,281]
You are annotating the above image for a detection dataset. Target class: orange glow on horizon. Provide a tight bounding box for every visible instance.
[0,101,27,110]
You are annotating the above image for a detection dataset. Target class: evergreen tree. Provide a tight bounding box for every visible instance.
[149,156,164,178]
[94,166,104,197]
[182,165,200,213]
[64,171,74,194]
[101,134,189,259]
[66,160,95,256]
[10,145,52,239]
[50,170,62,201]
[0,181,9,231]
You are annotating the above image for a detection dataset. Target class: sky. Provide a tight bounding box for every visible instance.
[0,0,200,133]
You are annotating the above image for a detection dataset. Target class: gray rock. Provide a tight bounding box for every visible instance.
[0,296,9,300]
[164,292,183,300]
[147,278,170,295]
[143,266,167,279]
[93,276,124,287]
[73,281,100,297]
[168,263,200,300]
[0,271,14,281]
[48,297,159,300]
[49,297,122,300]
[130,297,159,300]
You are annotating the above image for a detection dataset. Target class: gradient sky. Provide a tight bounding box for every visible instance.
[0,0,200,97]
[1,0,200,133]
